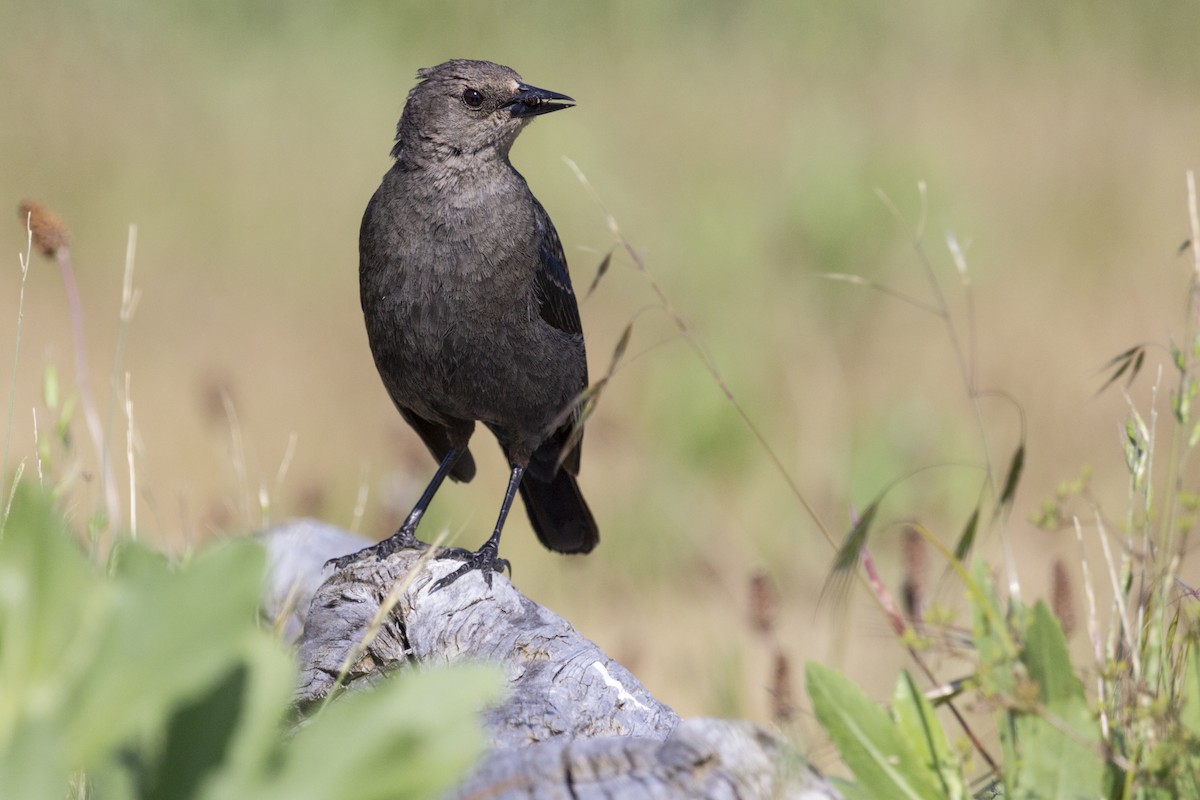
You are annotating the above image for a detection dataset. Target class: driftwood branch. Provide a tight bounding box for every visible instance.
[261,519,840,799]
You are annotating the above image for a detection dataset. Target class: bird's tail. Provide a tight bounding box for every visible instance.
[518,470,598,554]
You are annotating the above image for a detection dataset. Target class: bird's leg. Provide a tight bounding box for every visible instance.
[327,447,465,570]
[430,463,524,592]
[388,446,467,550]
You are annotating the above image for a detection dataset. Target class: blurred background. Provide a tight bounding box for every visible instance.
[4,0,1200,771]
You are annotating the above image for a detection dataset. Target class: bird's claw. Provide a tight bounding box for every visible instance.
[429,544,510,592]
[325,528,427,571]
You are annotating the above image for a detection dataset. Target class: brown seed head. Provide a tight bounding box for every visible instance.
[770,651,795,724]
[1051,558,1076,638]
[749,569,777,636]
[17,199,71,258]
[901,526,927,620]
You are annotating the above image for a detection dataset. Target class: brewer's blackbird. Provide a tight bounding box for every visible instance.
[331,59,598,590]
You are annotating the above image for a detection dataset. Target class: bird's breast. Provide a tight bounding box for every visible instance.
[360,166,579,430]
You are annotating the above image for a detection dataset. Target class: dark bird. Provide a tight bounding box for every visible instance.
[331,59,598,589]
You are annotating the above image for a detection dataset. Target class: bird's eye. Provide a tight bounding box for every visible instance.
[462,88,484,108]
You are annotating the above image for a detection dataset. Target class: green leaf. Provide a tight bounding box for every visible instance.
[1023,601,1085,706]
[209,636,297,784]
[807,662,941,800]
[0,485,96,744]
[0,487,497,800]
[65,539,267,766]
[0,722,67,800]
[247,664,504,800]
[1006,602,1107,800]
[0,489,501,800]
[969,562,1017,695]
[831,777,876,800]
[1007,714,1105,800]
[891,671,965,800]
[120,665,253,800]
[1183,646,1200,737]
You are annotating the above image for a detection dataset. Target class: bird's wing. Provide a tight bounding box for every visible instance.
[532,198,585,342]
[531,198,587,475]
[395,404,476,482]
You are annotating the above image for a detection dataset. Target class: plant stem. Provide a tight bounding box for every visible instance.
[55,247,120,531]
[2,217,34,534]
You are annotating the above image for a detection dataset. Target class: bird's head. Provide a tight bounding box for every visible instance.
[393,59,574,162]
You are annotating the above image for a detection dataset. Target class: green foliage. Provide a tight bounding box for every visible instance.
[0,486,501,799]
[981,594,1114,799]
[807,558,1200,798]
[808,568,1121,799]
[808,662,952,800]
[804,172,1200,798]
[891,671,965,800]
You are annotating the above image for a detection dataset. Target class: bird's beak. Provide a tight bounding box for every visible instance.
[507,83,575,117]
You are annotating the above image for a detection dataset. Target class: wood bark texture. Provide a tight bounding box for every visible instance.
[261,519,841,800]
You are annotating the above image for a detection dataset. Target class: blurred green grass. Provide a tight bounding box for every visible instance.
[4,0,1200,734]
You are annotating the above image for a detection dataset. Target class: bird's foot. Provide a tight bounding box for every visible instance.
[429,542,510,592]
[325,527,428,571]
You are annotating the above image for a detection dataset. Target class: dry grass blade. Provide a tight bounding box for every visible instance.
[552,380,605,432]
[16,200,121,532]
[877,185,1029,606]
[585,249,613,299]
[1095,511,1140,681]
[1072,516,1109,741]
[834,501,878,574]
[924,677,969,706]
[608,322,632,369]
[821,501,880,611]
[554,321,632,470]
[953,506,981,562]
[563,156,834,548]
[2,212,35,534]
[351,460,369,533]
[124,372,137,540]
[874,519,1001,775]
[995,443,1024,517]
[1097,345,1147,395]
[103,224,141,514]
[319,531,452,710]
[1189,170,1200,280]
[3,462,25,527]
[817,272,942,316]
[553,379,607,471]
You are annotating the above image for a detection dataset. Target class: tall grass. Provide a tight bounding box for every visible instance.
[802,174,1200,796]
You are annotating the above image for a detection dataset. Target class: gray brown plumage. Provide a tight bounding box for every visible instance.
[332,60,597,588]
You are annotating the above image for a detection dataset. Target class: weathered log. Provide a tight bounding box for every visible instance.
[260,519,840,799]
